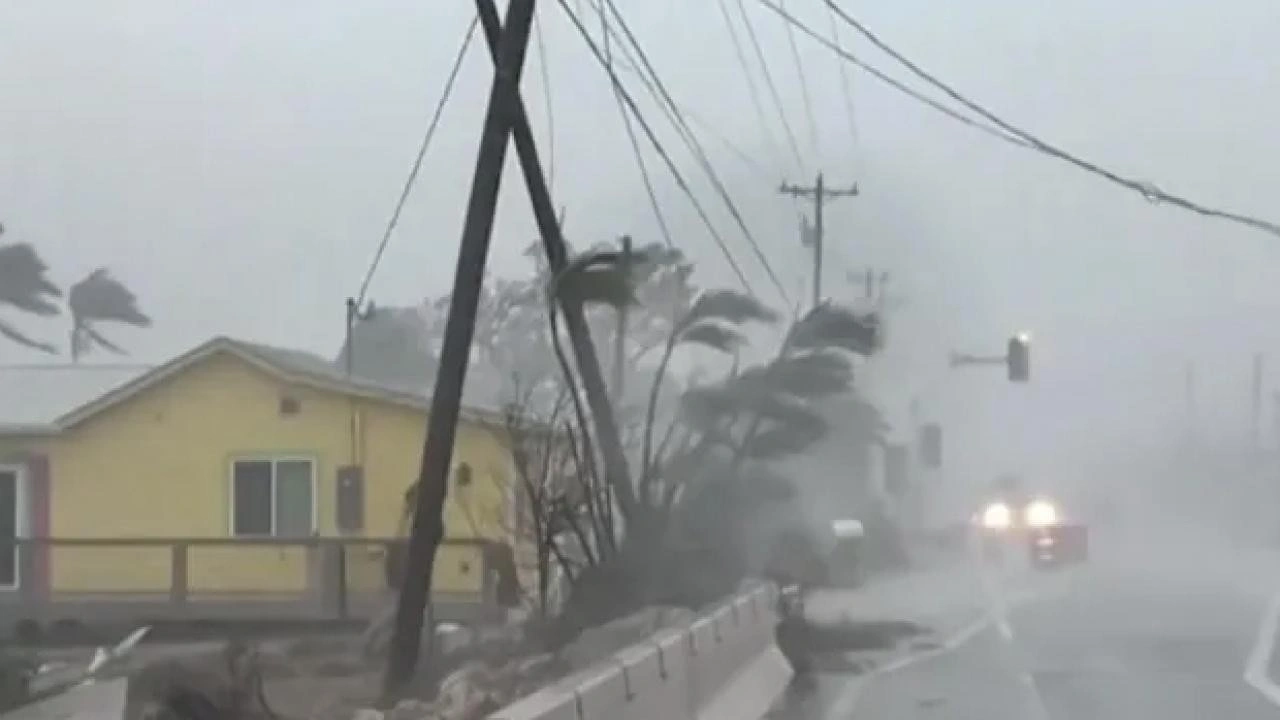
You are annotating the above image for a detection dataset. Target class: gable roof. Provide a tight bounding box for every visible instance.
[51,336,505,431]
[0,364,150,433]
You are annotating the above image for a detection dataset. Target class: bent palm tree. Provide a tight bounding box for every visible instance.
[0,231,62,354]
[68,269,151,362]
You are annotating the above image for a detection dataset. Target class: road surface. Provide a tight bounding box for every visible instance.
[775,527,1280,719]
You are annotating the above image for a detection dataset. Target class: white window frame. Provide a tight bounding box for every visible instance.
[227,455,318,538]
[0,463,28,591]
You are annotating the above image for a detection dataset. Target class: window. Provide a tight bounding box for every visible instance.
[231,458,315,537]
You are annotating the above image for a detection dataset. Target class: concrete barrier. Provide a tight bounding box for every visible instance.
[490,583,792,720]
[1,678,128,720]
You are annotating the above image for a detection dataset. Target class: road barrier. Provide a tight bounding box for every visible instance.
[491,582,792,720]
[1,678,127,720]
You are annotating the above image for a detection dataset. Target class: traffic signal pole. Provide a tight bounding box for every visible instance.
[779,173,858,310]
[949,333,1031,382]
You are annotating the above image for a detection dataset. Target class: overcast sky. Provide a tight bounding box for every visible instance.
[4,0,1280,495]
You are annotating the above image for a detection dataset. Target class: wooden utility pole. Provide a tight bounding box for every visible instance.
[475,0,637,520]
[612,235,632,400]
[779,173,857,309]
[383,0,536,699]
[387,0,644,698]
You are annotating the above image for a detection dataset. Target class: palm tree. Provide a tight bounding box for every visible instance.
[0,228,62,354]
[67,269,151,362]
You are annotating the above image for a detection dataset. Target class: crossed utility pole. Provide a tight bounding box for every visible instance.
[383,0,635,699]
[779,173,858,310]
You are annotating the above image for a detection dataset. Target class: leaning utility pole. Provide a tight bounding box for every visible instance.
[386,0,640,699]
[612,235,633,400]
[779,173,858,309]
[382,0,536,699]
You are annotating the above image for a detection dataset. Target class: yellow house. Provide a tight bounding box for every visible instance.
[0,337,525,625]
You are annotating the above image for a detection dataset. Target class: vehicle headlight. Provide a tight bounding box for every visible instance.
[981,502,1013,530]
[1025,499,1059,528]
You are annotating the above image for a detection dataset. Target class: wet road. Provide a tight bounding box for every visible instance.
[777,529,1280,719]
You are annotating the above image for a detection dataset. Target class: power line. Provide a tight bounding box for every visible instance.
[713,0,790,174]
[780,0,820,157]
[682,110,780,181]
[354,14,479,306]
[825,2,860,150]
[556,0,755,294]
[598,0,673,247]
[582,3,787,194]
[578,1,806,227]
[820,0,1280,238]
[534,8,557,194]
[757,0,1031,150]
[594,0,794,304]
[733,0,806,172]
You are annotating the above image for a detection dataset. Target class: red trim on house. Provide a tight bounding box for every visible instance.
[25,454,50,599]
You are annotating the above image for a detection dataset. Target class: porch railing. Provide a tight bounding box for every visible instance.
[0,537,501,628]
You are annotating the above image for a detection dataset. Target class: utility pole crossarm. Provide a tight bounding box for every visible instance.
[779,173,858,310]
[778,181,859,198]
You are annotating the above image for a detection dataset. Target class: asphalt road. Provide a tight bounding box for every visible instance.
[776,527,1280,719]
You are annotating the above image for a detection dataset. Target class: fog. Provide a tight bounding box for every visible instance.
[4,0,1280,539]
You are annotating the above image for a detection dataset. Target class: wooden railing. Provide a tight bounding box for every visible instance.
[0,537,503,629]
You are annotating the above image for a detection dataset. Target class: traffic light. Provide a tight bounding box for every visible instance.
[919,423,942,468]
[1007,333,1030,382]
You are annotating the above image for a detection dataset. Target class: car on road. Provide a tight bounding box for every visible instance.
[973,488,1089,569]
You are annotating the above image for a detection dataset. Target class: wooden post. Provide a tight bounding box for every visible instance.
[382,0,536,699]
[476,0,639,518]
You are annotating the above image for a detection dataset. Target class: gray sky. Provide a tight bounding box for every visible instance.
[4,0,1280,494]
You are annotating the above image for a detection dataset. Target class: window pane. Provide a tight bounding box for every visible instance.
[274,460,314,537]
[232,461,273,536]
[0,471,16,586]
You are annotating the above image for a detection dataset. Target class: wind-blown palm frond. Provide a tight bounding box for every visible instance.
[744,392,826,429]
[69,269,150,327]
[755,351,854,398]
[549,245,660,309]
[68,269,150,361]
[677,322,744,353]
[0,236,62,353]
[0,320,56,354]
[0,242,62,315]
[741,420,828,459]
[789,302,880,355]
[681,289,778,329]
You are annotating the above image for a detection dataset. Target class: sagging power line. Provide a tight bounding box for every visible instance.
[597,0,674,248]
[779,0,820,157]
[598,0,793,304]
[757,0,1031,149]
[568,0,795,305]
[765,0,1280,239]
[733,0,806,173]
[354,14,479,307]
[558,0,757,294]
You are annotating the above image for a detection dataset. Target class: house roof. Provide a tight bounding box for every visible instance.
[0,363,150,432]
[17,336,506,434]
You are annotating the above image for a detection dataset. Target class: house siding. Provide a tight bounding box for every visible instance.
[40,351,514,596]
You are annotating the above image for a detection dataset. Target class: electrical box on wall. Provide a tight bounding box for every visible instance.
[336,465,364,533]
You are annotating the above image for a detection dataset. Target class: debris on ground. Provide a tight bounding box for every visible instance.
[115,605,686,720]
